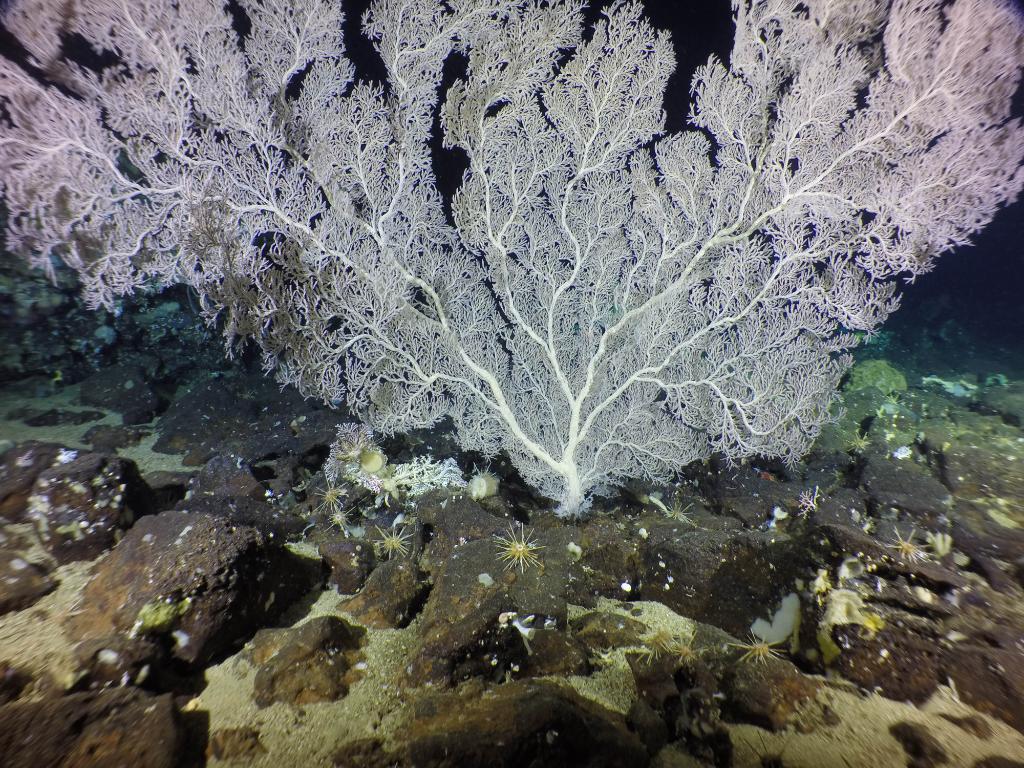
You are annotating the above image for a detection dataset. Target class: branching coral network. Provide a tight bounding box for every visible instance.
[1,0,1021,514]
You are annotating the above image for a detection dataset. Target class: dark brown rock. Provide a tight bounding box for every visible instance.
[518,629,590,678]
[0,441,62,522]
[571,611,647,650]
[564,515,645,605]
[250,616,365,707]
[405,522,579,685]
[947,645,1024,733]
[175,493,310,541]
[73,633,165,690]
[830,614,943,704]
[65,510,319,671]
[976,381,1024,427]
[208,727,266,760]
[331,738,391,767]
[950,508,1024,591]
[141,470,191,512]
[816,520,887,560]
[0,551,55,615]
[0,661,30,704]
[939,713,992,739]
[940,428,1024,503]
[0,524,30,552]
[626,698,669,755]
[889,721,948,768]
[370,680,648,768]
[818,521,968,592]
[716,468,797,527]
[638,522,813,638]
[340,557,427,629]
[413,491,507,565]
[627,651,686,713]
[18,408,106,426]
[721,652,823,731]
[25,450,154,563]
[813,487,870,529]
[0,688,181,768]
[403,540,511,685]
[79,364,162,425]
[186,453,266,500]
[151,374,338,466]
[319,538,375,593]
[626,621,734,765]
[82,424,148,452]
[500,523,574,625]
[861,456,953,519]
[972,759,1024,768]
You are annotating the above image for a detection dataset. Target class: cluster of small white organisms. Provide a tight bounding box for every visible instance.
[313,423,500,542]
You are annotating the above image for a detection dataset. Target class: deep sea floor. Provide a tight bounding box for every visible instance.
[1,275,1024,767]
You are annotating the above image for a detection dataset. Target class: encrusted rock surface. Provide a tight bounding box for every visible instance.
[152,374,338,467]
[0,441,63,522]
[65,510,319,675]
[78,363,163,425]
[333,680,650,768]
[339,557,427,630]
[0,688,183,768]
[24,449,153,563]
[0,550,54,615]
[319,537,375,594]
[249,615,365,707]
[3,326,1024,766]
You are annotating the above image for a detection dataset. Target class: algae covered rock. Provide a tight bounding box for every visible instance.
[845,358,908,395]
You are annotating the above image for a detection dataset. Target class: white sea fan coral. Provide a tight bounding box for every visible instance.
[1,0,1021,515]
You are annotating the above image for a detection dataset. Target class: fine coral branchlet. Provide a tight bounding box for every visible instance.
[797,486,821,516]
